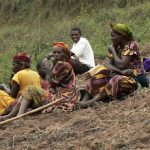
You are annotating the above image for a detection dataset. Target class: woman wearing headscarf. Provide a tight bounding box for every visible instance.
[0,42,79,120]
[77,23,146,108]
[0,52,41,115]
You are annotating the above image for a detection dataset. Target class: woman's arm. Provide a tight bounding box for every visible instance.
[9,81,20,98]
[0,83,10,93]
[0,81,19,98]
[105,58,122,74]
[108,46,132,69]
[0,102,21,121]
[106,58,134,76]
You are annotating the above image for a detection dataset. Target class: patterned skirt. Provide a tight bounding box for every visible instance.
[100,75,138,98]
[22,85,80,112]
[86,65,138,98]
[86,65,110,97]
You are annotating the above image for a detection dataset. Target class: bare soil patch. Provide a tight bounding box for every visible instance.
[0,45,150,150]
[0,89,150,150]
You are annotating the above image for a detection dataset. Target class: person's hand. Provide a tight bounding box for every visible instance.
[0,83,7,91]
[71,55,79,61]
[107,45,115,53]
[121,69,133,76]
[0,84,4,90]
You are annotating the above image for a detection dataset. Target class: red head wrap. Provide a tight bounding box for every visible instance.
[13,52,31,63]
[53,42,71,63]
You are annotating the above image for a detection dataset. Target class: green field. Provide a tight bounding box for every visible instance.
[0,0,150,82]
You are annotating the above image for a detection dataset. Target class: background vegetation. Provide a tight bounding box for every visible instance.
[0,0,150,83]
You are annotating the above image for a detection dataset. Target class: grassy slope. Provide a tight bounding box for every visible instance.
[0,1,150,149]
[0,0,150,82]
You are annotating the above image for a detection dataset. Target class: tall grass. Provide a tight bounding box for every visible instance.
[0,0,150,82]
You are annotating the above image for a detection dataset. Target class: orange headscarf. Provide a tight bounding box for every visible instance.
[53,42,71,63]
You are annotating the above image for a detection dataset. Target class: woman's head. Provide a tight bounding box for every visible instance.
[110,23,133,46]
[52,42,70,63]
[12,52,31,73]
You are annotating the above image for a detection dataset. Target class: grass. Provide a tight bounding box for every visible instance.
[0,0,150,82]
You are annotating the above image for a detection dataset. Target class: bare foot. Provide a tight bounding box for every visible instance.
[75,101,95,109]
[42,107,54,113]
[75,94,102,109]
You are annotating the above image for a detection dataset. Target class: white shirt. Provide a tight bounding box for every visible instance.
[71,37,95,68]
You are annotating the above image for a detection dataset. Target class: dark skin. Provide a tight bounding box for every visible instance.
[0,62,23,98]
[0,61,29,119]
[9,62,23,98]
[0,46,68,120]
[49,46,66,86]
[70,30,81,60]
[76,29,134,108]
[41,46,68,89]
[9,81,19,98]
[106,30,133,76]
[70,30,81,43]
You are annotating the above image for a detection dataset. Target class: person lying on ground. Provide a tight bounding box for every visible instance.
[77,23,146,108]
[70,27,95,74]
[0,53,41,115]
[0,42,80,121]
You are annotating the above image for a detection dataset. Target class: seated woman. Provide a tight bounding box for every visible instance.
[0,42,80,120]
[77,23,145,108]
[0,53,41,115]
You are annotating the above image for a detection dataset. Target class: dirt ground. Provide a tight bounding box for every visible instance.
[0,89,150,150]
[0,45,150,150]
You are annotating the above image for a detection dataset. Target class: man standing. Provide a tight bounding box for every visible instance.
[70,27,95,74]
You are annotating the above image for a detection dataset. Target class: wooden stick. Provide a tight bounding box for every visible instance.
[0,98,62,126]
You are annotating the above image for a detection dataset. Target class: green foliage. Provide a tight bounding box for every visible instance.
[0,0,150,83]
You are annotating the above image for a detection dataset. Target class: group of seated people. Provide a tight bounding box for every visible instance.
[0,23,149,122]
